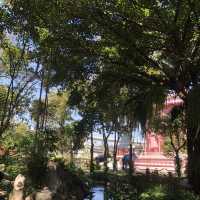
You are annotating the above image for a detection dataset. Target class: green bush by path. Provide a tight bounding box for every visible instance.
[139,185,199,200]
[89,172,200,200]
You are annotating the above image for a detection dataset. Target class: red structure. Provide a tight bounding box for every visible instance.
[135,132,176,173]
[117,96,186,174]
[144,132,164,153]
[117,148,129,157]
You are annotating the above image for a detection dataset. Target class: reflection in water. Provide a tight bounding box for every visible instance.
[84,186,105,200]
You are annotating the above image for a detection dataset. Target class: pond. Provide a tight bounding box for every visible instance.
[84,186,112,200]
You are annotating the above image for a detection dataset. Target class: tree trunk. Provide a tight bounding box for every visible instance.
[103,139,108,173]
[169,132,184,178]
[36,69,44,134]
[129,132,133,176]
[90,132,94,173]
[103,132,109,173]
[69,136,74,164]
[113,132,120,172]
[70,145,74,164]
[175,150,181,178]
[185,95,200,193]
[186,125,200,193]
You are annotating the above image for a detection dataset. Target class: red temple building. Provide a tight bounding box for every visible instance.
[117,96,186,174]
[134,132,176,173]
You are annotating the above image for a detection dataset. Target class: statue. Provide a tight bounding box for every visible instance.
[145,132,163,153]
[9,174,25,200]
[149,134,159,152]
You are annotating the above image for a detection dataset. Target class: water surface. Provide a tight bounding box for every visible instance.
[84,186,105,200]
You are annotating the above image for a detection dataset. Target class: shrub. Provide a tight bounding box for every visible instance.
[139,185,199,200]
[26,150,48,189]
[139,186,166,200]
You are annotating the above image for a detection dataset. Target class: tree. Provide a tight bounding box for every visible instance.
[168,107,186,178]
[0,37,37,136]
[112,120,121,172]
[30,90,88,161]
[8,0,200,192]
[73,112,95,173]
[151,105,187,177]
[75,0,200,192]
[0,122,34,177]
[101,122,112,173]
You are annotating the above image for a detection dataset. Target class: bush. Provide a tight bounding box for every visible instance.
[139,186,167,200]
[26,150,48,189]
[139,185,199,200]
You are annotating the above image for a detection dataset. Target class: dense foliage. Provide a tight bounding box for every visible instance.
[0,0,200,198]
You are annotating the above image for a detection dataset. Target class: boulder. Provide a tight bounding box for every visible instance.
[13,162,89,200]
[25,187,53,200]
[45,161,89,200]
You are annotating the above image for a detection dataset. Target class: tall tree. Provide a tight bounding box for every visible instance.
[77,0,200,192]
[0,36,38,136]
[8,0,200,192]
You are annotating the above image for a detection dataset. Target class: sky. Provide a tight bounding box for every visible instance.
[98,128,143,142]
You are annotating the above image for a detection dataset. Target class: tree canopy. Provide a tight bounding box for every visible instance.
[0,0,200,193]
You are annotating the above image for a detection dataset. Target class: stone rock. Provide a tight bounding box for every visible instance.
[45,161,89,200]
[9,174,25,200]
[34,187,52,200]
[25,161,89,200]
[25,187,52,200]
[25,196,33,200]
[0,190,7,199]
